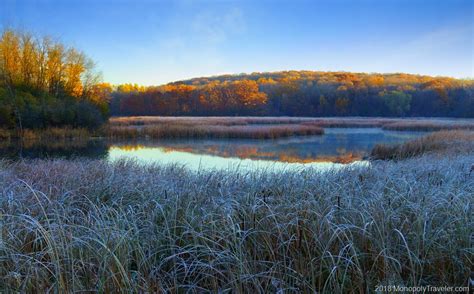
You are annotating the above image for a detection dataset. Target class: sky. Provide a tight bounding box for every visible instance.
[1,0,473,85]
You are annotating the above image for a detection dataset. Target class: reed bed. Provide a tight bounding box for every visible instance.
[0,128,11,140]
[382,121,474,132]
[104,124,324,139]
[110,116,474,133]
[301,119,389,128]
[4,117,474,141]
[371,130,474,160]
[109,116,314,127]
[0,152,472,292]
[1,128,92,140]
[36,128,92,139]
[303,118,474,131]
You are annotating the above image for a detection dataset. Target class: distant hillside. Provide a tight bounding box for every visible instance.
[111,71,474,117]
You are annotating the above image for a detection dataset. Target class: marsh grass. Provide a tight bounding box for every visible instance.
[4,117,474,140]
[301,118,390,128]
[109,116,314,127]
[38,127,91,139]
[109,117,474,139]
[3,128,92,140]
[0,152,472,292]
[382,121,474,132]
[371,130,474,160]
[0,128,11,140]
[104,124,324,139]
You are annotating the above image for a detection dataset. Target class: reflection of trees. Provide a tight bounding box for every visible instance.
[113,141,364,164]
[279,153,363,164]
[0,139,108,159]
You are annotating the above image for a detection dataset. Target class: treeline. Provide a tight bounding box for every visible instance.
[112,71,474,117]
[0,29,111,130]
[2,27,472,124]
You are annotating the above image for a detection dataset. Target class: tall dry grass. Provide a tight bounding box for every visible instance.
[104,124,324,139]
[302,119,387,128]
[382,121,474,132]
[0,152,472,292]
[4,117,474,141]
[110,116,474,134]
[109,116,314,127]
[2,128,92,140]
[0,128,11,140]
[371,130,474,160]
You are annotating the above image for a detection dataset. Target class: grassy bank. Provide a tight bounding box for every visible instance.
[381,121,474,132]
[110,116,474,129]
[2,117,474,140]
[371,130,474,160]
[0,127,92,141]
[300,117,474,131]
[0,153,472,292]
[110,116,313,126]
[103,124,324,139]
[108,117,474,139]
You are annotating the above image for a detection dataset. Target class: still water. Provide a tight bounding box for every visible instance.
[0,128,424,171]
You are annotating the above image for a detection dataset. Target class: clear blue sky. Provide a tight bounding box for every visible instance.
[1,0,473,85]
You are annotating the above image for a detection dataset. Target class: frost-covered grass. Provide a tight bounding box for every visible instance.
[0,152,472,292]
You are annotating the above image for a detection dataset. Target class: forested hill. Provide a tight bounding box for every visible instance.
[112,71,473,117]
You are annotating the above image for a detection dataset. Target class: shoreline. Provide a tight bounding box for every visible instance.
[1,116,473,141]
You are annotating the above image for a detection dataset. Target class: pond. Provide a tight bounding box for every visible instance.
[0,128,424,171]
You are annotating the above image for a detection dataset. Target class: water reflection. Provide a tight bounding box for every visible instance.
[0,128,424,171]
[110,138,363,164]
[107,128,424,171]
[0,139,108,160]
[108,145,354,171]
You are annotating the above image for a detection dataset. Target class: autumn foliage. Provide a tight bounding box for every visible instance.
[113,79,268,116]
[112,71,473,117]
[0,29,110,130]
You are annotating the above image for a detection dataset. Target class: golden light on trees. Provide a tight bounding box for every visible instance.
[0,28,108,129]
